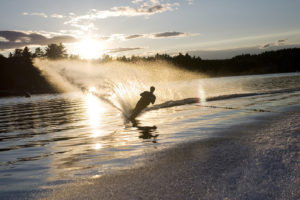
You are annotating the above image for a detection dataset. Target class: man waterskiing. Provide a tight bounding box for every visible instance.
[130,86,156,120]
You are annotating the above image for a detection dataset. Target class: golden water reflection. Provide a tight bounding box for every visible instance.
[198,84,206,105]
[47,91,160,182]
[94,143,102,150]
[85,92,105,138]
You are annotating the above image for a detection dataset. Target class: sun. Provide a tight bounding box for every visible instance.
[74,38,104,59]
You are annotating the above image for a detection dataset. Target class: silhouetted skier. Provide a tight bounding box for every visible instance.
[130,86,156,119]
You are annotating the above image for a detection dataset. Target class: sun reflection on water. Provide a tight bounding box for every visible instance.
[198,84,206,105]
[85,87,105,138]
[94,143,102,150]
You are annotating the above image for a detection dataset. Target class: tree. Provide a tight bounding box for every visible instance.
[101,54,113,62]
[13,49,23,57]
[33,47,44,58]
[116,56,128,62]
[69,54,80,60]
[45,43,67,59]
[22,46,32,59]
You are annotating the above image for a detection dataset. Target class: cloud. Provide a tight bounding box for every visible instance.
[188,43,300,59]
[186,0,194,5]
[101,31,195,41]
[69,22,98,32]
[65,1,179,30]
[0,36,9,42]
[260,43,272,49]
[132,0,144,4]
[152,31,189,38]
[99,31,196,41]
[106,47,142,53]
[23,12,48,18]
[276,39,288,45]
[23,12,65,19]
[0,31,78,50]
[260,39,289,49]
[99,36,111,41]
[125,34,144,39]
[50,14,64,19]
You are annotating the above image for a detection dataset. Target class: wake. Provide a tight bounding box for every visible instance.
[146,87,300,113]
[33,59,300,116]
[34,59,203,117]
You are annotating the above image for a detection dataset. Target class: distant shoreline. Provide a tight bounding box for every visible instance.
[1,48,300,98]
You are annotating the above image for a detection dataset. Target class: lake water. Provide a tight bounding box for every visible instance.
[0,72,300,198]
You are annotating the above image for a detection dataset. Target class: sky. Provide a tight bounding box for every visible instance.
[1,0,300,59]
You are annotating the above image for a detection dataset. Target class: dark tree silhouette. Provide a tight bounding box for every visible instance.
[1,46,300,97]
[116,56,128,62]
[101,54,113,62]
[45,43,67,59]
[13,49,23,57]
[22,46,32,63]
[113,49,300,76]
[33,47,44,58]
[69,54,80,60]
[0,47,56,97]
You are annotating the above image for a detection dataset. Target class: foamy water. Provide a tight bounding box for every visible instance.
[0,72,300,197]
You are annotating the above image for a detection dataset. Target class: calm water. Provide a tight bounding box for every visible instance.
[0,72,300,195]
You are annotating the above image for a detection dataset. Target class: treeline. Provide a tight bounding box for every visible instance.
[0,46,58,97]
[113,49,300,76]
[1,43,300,96]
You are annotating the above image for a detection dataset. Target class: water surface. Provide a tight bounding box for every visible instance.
[0,72,300,195]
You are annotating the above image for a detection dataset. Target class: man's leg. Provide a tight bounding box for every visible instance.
[130,106,144,119]
[130,108,139,119]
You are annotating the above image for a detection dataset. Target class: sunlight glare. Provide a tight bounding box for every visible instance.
[198,85,206,105]
[94,143,102,150]
[89,86,96,94]
[74,38,104,59]
[85,91,105,138]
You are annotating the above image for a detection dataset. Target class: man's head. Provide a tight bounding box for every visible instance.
[150,86,155,93]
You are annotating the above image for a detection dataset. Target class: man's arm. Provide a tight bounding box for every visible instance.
[151,95,156,104]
